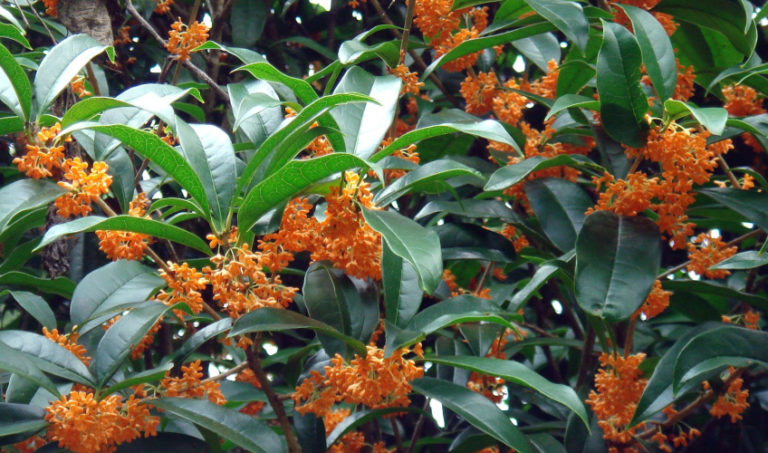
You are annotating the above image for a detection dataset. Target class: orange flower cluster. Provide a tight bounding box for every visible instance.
[635,279,671,320]
[293,344,424,416]
[13,123,69,180]
[262,172,383,280]
[43,327,90,366]
[71,76,92,98]
[155,0,173,14]
[103,316,162,360]
[96,193,154,261]
[206,243,297,319]
[45,391,159,453]
[166,19,209,62]
[460,71,499,115]
[385,144,420,180]
[390,64,424,96]
[55,158,112,218]
[609,0,677,36]
[160,360,226,405]
[42,0,57,16]
[723,84,765,153]
[413,1,489,72]
[686,232,737,279]
[467,333,509,403]
[324,408,366,453]
[650,425,701,453]
[156,261,208,315]
[8,435,46,453]
[235,368,265,415]
[673,60,696,101]
[501,224,529,252]
[592,124,732,248]
[586,353,647,446]
[709,368,749,423]
[441,268,491,299]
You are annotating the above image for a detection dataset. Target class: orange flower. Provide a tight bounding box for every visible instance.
[42,0,57,16]
[460,71,499,115]
[324,408,367,453]
[744,310,760,330]
[160,360,226,405]
[236,368,265,415]
[501,224,529,252]
[154,0,173,14]
[55,158,112,218]
[492,78,529,127]
[97,193,154,261]
[9,435,46,453]
[293,344,424,417]
[166,19,209,62]
[45,390,159,453]
[103,316,162,360]
[724,84,765,116]
[436,28,481,72]
[413,0,460,43]
[156,261,208,315]
[12,123,69,179]
[635,280,671,320]
[673,60,695,101]
[710,368,749,423]
[390,64,424,96]
[586,353,647,445]
[686,232,737,279]
[71,76,92,98]
[43,327,90,366]
[385,144,420,180]
[527,60,560,99]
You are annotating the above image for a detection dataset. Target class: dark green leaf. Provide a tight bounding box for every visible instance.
[151,398,285,453]
[236,61,318,104]
[0,41,31,120]
[231,0,266,47]
[0,272,75,298]
[621,5,677,102]
[0,330,95,386]
[525,178,592,252]
[524,0,588,52]
[0,341,59,396]
[0,179,64,234]
[382,242,422,328]
[303,262,357,357]
[655,0,750,55]
[101,363,173,396]
[7,291,56,330]
[411,377,534,453]
[187,124,238,229]
[362,208,442,293]
[415,199,520,223]
[545,94,599,121]
[575,211,661,322]
[596,21,647,147]
[115,432,210,453]
[0,403,47,441]
[375,159,484,206]
[173,318,233,362]
[664,100,727,135]
[338,40,400,67]
[36,215,212,255]
[699,187,768,232]
[485,154,600,191]
[710,251,768,270]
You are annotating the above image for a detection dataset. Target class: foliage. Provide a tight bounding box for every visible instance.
[0,0,767,452]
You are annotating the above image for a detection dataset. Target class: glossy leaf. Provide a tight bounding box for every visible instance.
[331,67,400,158]
[0,179,64,234]
[596,21,647,147]
[621,5,677,102]
[425,355,589,428]
[151,398,285,453]
[34,34,109,117]
[236,61,318,104]
[0,272,75,298]
[545,94,599,121]
[699,187,768,232]
[575,211,661,322]
[36,215,212,255]
[382,242,422,328]
[0,403,47,441]
[0,330,95,386]
[525,178,592,252]
[188,124,238,229]
[411,377,534,453]
[362,208,442,293]
[0,41,31,120]
[172,318,233,362]
[655,0,751,55]
[70,260,164,326]
[303,262,357,357]
[6,291,56,330]
[524,0,588,52]
[710,251,768,270]
[664,99,728,135]
[375,159,484,206]
[238,153,370,234]
[0,341,59,396]
[485,154,600,191]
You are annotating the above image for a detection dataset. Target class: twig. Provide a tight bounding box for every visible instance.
[202,361,249,383]
[623,317,637,357]
[405,399,430,453]
[85,63,102,97]
[27,2,58,44]
[125,0,229,101]
[399,0,417,65]
[246,335,303,453]
[575,327,595,389]
[473,262,493,296]
[717,155,741,189]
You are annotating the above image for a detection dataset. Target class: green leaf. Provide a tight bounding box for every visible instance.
[545,94,599,121]
[375,159,484,207]
[0,179,64,234]
[151,398,285,453]
[115,432,211,453]
[699,187,768,232]
[0,272,75,298]
[70,260,164,326]
[101,363,173,397]
[0,41,31,120]
[556,60,596,96]
[710,251,768,270]
[415,199,521,223]
[436,223,517,263]
[93,302,170,386]
[511,33,561,72]
[230,308,367,356]
[423,22,555,78]
[34,34,109,117]
[231,0,266,47]
[664,100,728,135]
[362,208,442,294]
[238,153,370,235]
[524,0,588,52]
[575,211,661,322]
[36,215,212,255]
[61,97,133,128]
[196,41,267,66]
[425,355,589,429]
[60,123,210,217]
[331,67,399,158]
[373,112,519,162]
[673,325,768,392]
[236,61,318,104]
[0,341,59,396]
[485,154,600,191]
[303,262,356,357]
[510,261,564,310]
[338,39,400,67]
[0,113,23,135]
[0,330,95,386]
[596,20,648,147]
[187,124,238,229]
[7,291,56,330]
[411,377,534,453]
[382,242,422,328]
[172,318,233,362]
[655,0,750,55]
[0,403,47,442]
[620,5,677,102]
[525,178,592,252]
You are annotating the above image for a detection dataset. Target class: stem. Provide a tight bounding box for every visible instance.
[717,155,741,189]
[623,317,637,357]
[188,0,202,22]
[473,261,493,296]
[85,63,102,96]
[399,0,417,65]
[246,335,303,453]
[390,418,404,453]
[202,361,249,383]
[405,398,430,453]
[575,327,595,389]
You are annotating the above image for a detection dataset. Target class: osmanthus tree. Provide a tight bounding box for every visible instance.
[0,0,768,451]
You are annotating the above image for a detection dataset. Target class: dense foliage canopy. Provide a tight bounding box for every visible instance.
[0,0,768,452]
